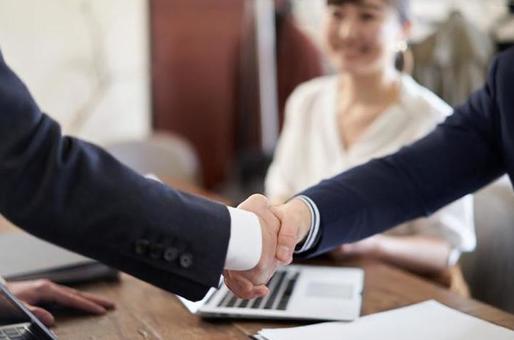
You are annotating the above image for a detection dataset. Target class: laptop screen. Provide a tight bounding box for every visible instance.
[0,285,31,326]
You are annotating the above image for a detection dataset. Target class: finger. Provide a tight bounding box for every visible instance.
[77,292,115,310]
[223,271,245,296]
[47,286,107,315]
[224,275,255,299]
[330,246,348,260]
[26,304,55,327]
[224,271,252,298]
[62,287,115,310]
[224,278,244,299]
[230,276,255,299]
[237,194,264,210]
[251,285,270,298]
[225,279,268,300]
[339,244,354,254]
[224,269,271,299]
[239,195,279,225]
[224,278,251,299]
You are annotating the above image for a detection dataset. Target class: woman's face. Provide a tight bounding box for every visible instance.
[323,0,409,75]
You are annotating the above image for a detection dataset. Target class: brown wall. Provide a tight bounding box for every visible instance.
[150,0,245,188]
[150,1,322,188]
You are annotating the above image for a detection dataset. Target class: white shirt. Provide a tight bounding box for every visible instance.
[265,74,476,256]
[225,208,262,270]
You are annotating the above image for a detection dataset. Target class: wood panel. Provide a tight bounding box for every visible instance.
[149,0,245,188]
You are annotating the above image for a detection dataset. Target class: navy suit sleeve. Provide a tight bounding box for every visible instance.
[300,56,505,257]
[0,51,230,301]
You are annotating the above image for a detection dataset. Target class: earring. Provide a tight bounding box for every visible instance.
[396,40,408,53]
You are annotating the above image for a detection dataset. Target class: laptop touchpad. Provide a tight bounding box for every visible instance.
[306,282,353,300]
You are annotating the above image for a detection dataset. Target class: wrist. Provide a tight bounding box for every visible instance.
[284,197,312,243]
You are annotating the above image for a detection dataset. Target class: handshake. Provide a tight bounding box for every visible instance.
[224,194,313,299]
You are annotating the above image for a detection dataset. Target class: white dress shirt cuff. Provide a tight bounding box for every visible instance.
[0,276,5,285]
[294,195,320,254]
[224,207,262,271]
[448,248,461,267]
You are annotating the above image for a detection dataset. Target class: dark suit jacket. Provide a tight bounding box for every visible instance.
[0,51,230,301]
[301,49,514,256]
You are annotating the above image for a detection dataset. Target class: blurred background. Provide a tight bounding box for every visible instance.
[1,0,514,313]
[1,0,512,194]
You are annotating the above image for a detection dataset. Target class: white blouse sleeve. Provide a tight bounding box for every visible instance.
[265,87,309,202]
[407,194,476,254]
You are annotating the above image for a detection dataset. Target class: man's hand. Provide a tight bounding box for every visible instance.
[224,196,313,299]
[224,194,281,299]
[6,279,115,326]
[271,197,313,263]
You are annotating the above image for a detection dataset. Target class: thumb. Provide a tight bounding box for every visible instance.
[26,304,55,326]
[272,207,297,264]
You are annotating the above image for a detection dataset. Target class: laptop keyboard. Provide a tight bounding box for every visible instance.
[0,325,35,340]
[218,270,300,311]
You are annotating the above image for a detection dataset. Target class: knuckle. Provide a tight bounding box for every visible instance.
[34,281,54,295]
[35,279,52,290]
[250,193,265,200]
[248,194,267,207]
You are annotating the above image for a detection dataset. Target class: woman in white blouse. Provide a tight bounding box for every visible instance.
[265,0,475,279]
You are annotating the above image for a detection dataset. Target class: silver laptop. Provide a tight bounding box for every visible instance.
[0,283,57,339]
[178,265,364,321]
[0,234,117,284]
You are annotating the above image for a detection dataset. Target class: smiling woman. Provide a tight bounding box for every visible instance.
[265,0,476,290]
[324,0,411,76]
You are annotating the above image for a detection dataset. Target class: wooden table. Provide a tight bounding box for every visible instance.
[33,256,510,339]
[1,186,514,339]
[1,215,514,338]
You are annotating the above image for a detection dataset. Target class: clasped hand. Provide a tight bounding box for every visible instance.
[224,194,312,299]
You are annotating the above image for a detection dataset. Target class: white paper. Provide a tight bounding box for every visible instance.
[257,300,514,340]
